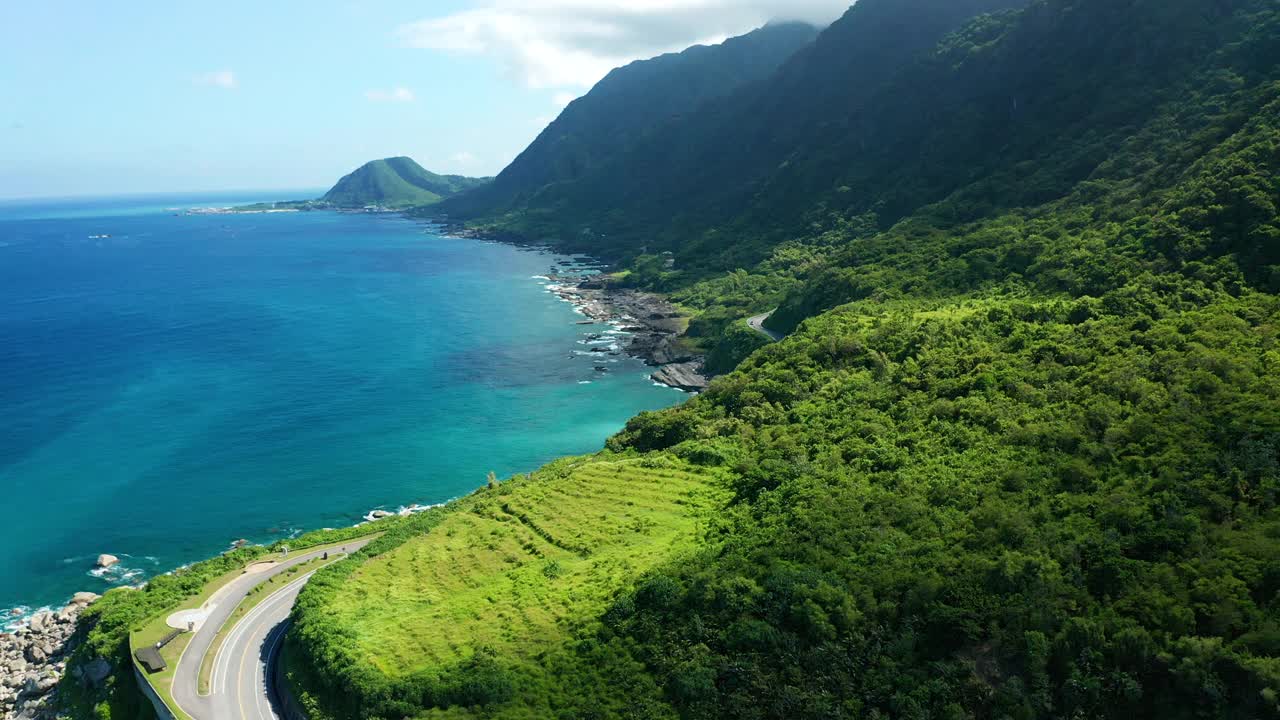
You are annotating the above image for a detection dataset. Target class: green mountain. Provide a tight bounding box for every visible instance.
[440,21,820,219]
[440,0,1029,261]
[65,0,1280,718]
[275,0,1280,717]
[322,156,489,209]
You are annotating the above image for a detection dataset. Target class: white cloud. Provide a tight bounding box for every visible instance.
[365,87,415,102]
[194,70,237,89]
[398,0,851,90]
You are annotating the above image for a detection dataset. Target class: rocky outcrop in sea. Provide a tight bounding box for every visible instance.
[1,593,102,720]
[543,279,709,391]
[435,224,711,391]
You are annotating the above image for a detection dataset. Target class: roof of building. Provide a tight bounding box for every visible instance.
[135,646,167,673]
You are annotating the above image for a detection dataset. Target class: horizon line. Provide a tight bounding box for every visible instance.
[0,187,329,204]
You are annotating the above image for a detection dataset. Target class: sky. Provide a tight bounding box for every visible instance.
[0,1,850,199]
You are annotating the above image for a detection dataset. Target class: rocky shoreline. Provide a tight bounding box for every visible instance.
[545,278,709,392]
[444,225,709,392]
[1,593,103,720]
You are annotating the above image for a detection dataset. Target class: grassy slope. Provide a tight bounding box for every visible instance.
[290,455,724,718]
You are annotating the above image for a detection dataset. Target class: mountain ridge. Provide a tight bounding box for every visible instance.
[439,21,821,220]
[322,156,490,209]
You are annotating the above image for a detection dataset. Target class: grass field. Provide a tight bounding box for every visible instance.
[319,455,723,688]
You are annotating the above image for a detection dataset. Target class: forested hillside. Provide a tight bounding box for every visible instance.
[439,22,818,220]
[440,0,1029,264]
[284,0,1280,717]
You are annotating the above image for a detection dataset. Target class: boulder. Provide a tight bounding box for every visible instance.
[651,363,710,393]
[96,554,119,569]
[22,674,57,696]
[71,592,100,606]
[24,645,46,664]
[82,658,112,687]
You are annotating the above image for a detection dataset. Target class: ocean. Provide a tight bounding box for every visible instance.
[0,192,684,624]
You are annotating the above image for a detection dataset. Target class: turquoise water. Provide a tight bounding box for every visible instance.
[0,193,683,622]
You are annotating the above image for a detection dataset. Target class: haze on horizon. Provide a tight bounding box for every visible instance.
[0,0,848,200]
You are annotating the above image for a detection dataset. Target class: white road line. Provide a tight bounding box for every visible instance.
[235,576,311,719]
[214,571,314,697]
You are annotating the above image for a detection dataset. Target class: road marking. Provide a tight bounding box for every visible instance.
[237,579,302,719]
[226,572,315,703]
[161,539,373,719]
[209,552,347,696]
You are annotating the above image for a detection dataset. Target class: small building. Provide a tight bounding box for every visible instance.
[135,646,166,673]
[135,627,184,673]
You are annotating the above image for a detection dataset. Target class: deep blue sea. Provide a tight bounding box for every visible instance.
[0,192,683,624]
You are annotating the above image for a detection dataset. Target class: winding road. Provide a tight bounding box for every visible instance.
[166,538,374,720]
[747,311,785,342]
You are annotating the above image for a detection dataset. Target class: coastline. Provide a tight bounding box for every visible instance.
[180,203,710,393]
[0,497,439,720]
[0,212,706,717]
[441,224,710,393]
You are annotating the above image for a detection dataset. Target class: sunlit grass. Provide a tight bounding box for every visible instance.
[323,456,724,682]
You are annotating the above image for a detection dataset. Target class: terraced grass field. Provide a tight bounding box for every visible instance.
[315,454,723,695]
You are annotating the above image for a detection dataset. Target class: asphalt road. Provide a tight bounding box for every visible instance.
[747,311,785,342]
[168,538,374,720]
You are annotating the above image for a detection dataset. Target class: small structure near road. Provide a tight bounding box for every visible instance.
[135,646,166,673]
[134,628,184,673]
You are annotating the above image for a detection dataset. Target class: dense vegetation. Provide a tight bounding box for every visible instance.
[439,0,1029,265]
[606,290,1279,719]
[285,0,1280,717]
[323,157,489,209]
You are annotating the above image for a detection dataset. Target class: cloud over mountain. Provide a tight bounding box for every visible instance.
[398,0,849,88]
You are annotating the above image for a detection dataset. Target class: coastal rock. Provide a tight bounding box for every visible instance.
[651,363,709,393]
[1,594,92,720]
[95,554,119,569]
[628,334,695,366]
[82,658,111,687]
[22,674,56,696]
